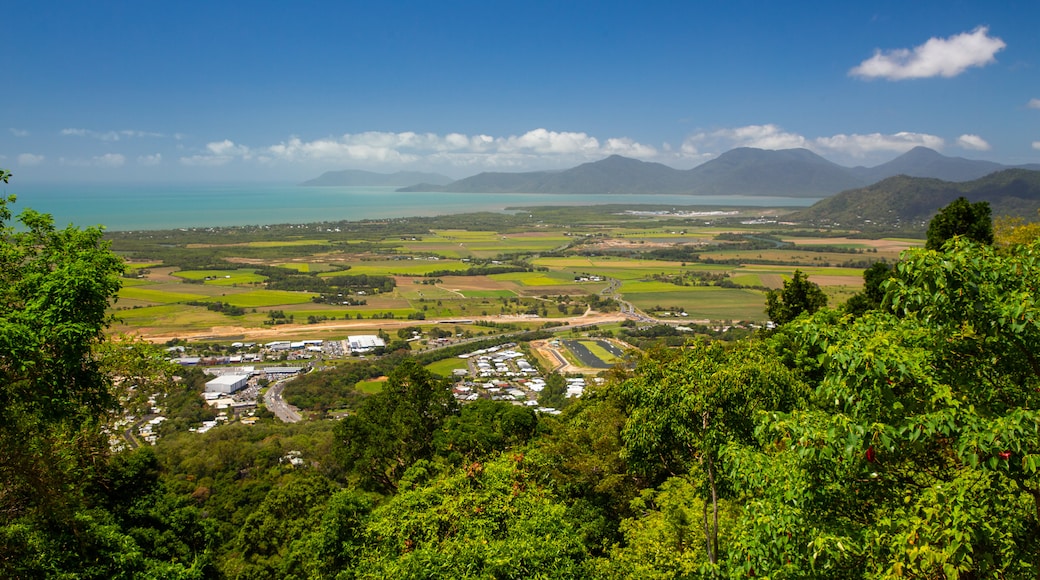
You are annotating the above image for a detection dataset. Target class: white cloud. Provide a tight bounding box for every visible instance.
[956,134,991,151]
[137,154,162,166]
[814,131,945,156]
[850,26,1005,80]
[93,153,126,168]
[1029,98,1040,109]
[173,125,967,174]
[181,140,252,166]
[207,139,250,156]
[62,128,164,141]
[17,153,44,166]
[194,129,665,170]
[682,124,809,153]
[682,125,944,161]
[1034,141,1040,150]
[9,128,29,137]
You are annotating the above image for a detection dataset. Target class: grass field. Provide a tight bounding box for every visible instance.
[324,261,466,276]
[105,214,902,337]
[174,269,267,286]
[118,287,214,304]
[459,289,517,298]
[207,289,317,308]
[577,340,623,364]
[425,357,468,377]
[626,287,768,321]
[355,379,385,394]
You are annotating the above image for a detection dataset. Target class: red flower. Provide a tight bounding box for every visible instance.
[866,445,876,463]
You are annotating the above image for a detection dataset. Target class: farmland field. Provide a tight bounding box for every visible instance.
[104,208,920,340]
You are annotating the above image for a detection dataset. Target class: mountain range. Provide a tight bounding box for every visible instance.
[393,147,1040,198]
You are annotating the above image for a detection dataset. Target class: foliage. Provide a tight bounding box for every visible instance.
[434,400,538,465]
[334,360,458,493]
[995,212,1040,249]
[926,196,993,250]
[347,453,589,579]
[842,261,893,317]
[724,238,1040,578]
[618,341,807,565]
[765,269,828,325]
[0,178,212,577]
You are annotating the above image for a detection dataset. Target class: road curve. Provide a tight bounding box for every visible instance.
[264,378,302,423]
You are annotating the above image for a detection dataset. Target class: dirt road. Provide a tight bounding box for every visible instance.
[135,311,628,343]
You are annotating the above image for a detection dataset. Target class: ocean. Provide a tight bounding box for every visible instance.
[4,182,821,231]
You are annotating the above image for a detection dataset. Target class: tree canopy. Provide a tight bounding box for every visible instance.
[765,269,828,325]
[926,195,993,250]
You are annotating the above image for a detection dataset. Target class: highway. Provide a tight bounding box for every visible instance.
[264,378,303,423]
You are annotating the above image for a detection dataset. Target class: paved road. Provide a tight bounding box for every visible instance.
[264,378,302,423]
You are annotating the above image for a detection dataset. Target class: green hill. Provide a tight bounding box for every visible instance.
[789,169,1040,230]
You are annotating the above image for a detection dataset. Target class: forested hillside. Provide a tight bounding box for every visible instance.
[791,168,1040,229]
[4,171,1040,577]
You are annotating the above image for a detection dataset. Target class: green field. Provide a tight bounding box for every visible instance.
[174,269,267,285]
[118,287,213,304]
[207,289,318,308]
[103,210,901,337]
[324,261,466,276]
[460,290,517,298]
[626,287,768,321]
[425,357,469,377]
[577,340,623,364]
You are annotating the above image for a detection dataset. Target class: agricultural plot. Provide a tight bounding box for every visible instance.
[459,289,517,299]
[110,304,239,333]
[173,269,267,286]
[490,271,576,286]
[203,289,317,308]
[118,287,216,304]
[625,287,768,322]
[326,260,467,276]
[560,339,622,369]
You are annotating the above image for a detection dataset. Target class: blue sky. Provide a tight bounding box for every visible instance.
[2,0,1039,183]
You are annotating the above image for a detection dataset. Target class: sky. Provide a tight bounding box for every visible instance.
[2,0,1039,183]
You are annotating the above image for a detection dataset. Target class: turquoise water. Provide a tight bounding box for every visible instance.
[3,182,820,231]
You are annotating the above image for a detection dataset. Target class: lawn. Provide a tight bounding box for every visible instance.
[355,379,385,394]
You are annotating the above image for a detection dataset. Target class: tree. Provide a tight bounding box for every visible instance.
[725,238,1040,577]
[926,196,993,250]
[618,341,807,568]
[842,261,893,317]
[0,174,205,577]
[994,211,1040,249]
[765,269,827,325]
[334,359,457,493]
[0,179,124,515]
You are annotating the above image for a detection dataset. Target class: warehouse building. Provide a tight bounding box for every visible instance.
[347,335,385,353]
[205,374,250,394]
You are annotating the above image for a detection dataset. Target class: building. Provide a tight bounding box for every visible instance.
[347,335,385,353]
[205,374,250,394]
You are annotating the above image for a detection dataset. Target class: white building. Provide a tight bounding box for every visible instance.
[347,335,386,353]
[205,374,250,394]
